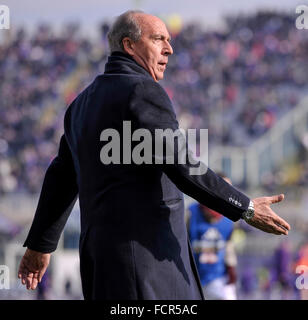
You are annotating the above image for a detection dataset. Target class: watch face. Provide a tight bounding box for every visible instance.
[246,209,254,219]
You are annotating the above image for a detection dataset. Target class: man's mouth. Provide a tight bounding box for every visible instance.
[158,62,167,68]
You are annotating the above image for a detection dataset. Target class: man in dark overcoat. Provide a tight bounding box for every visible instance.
[18,11,290,300]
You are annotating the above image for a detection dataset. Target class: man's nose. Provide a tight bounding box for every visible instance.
[163,41,173,56]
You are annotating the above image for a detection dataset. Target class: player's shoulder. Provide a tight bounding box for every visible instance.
[186,202,201,230]
[188,202,199,212]
[187,202,202,221]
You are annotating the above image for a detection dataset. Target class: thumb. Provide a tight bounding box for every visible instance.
[269,194,284,204]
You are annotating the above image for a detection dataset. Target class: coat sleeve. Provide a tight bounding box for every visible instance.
[129,79,250,222]
[23,133,79,253]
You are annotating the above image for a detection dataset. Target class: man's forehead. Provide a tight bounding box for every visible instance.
[135,13,170,38]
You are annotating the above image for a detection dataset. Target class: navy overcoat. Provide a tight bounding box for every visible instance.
[24,52,250,299]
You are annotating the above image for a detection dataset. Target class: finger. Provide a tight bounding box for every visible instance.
[266,224,283,235]
[254,217,287,235]
[20,271,27,285]
[247,220,273,234]
[271,222,288,235]
[275,225,288,235]
[26,273,34,290]
[27,272,34,278]
[274,221,289,234]
[18,262,25,278]
[31,272,40,289]
[274,216,291,231]
[26,278,31,289]
[268,194,284,204]
[31,277,39,290]
[22,273,27,283]
[20,270,28,285]
[26,278,31,290]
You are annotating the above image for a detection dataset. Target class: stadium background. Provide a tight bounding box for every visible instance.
[1,0,308,299]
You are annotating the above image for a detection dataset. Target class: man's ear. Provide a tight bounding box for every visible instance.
[122,37,135,56]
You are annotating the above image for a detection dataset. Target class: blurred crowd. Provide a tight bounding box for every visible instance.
[164,12,308,146]
[1,12,308,194]
[0,23,108,193]
[236,237,308,300]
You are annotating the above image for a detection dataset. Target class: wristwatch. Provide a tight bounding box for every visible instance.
[242,200,255,221]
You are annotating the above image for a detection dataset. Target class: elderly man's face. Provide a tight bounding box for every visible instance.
[123,14,173,81]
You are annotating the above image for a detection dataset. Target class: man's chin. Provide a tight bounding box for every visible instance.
[156,73,164,81]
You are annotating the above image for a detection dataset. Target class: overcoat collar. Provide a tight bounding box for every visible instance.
[104,51,153,80]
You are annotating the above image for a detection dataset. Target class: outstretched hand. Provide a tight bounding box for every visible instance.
[18,248,51,290]
[246,194,290,235]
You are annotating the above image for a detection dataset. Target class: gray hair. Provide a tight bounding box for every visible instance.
[107,10,144,53]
